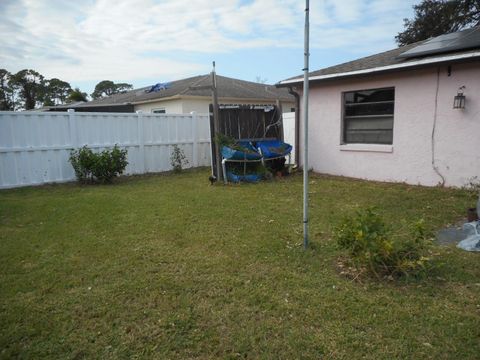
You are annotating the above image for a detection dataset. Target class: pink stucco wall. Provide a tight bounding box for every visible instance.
[299,62,480,187]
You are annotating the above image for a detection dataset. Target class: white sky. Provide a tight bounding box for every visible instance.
[0,0,419,93]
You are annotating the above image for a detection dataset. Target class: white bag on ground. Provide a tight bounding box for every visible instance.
[457,221,480,252]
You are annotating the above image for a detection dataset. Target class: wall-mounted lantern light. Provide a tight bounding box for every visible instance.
[453,86,466,109]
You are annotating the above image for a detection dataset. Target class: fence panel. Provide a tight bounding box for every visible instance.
[283,112,296,164]
[0,111,211,189]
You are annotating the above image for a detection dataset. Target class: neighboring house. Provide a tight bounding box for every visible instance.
[279,27,480,187]
[51,74,295,114]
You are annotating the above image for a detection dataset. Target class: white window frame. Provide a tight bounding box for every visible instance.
[341,87,395,146]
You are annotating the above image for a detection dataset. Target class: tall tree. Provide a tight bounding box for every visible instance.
[67,87,88,102]
[45,78,72,105]
[10,69,45,110]
[91,80,133,99]
[0,69,14,110]
[115,83,134,93]
[396,0,480,46]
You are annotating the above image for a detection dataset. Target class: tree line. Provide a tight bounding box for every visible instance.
[0,69,133,111]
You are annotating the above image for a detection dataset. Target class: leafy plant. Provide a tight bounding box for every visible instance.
[214,134,260,155]
[462,176,480,201]
[334,207,432,278]
[170,145,188,173]
[92,146,128,183]
[227,162,268,177]
[214,133,236,148]
[69,145,128,184]
[69,146,96,183]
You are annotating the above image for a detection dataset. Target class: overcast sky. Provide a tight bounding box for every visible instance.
[0,0,419,94]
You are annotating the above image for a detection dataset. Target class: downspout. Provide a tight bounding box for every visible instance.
[287,86,301,165]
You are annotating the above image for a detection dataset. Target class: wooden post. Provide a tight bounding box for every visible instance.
[188,62,222,182]
[211,63,222,182]
[276,99,284,141]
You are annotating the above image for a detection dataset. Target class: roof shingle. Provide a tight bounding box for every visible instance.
[66,74,294,108]
[280,27,480,84]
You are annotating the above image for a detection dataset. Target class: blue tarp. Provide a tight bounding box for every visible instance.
[256,140,292,159]
[226,172,262,183]
[221,140,292,161]
[221,141,262,161]
[146,82,171,93]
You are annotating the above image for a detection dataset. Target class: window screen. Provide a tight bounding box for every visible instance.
[343,87,394,144]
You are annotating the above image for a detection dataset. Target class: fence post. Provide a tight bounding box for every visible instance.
[191,111,198,167]
[68,109,77,149]
[136,110,145,174]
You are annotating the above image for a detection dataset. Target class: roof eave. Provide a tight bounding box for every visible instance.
[54,102,132,109]
[131,94,182,105]
[132,94,294,105]
[278,51,480,86]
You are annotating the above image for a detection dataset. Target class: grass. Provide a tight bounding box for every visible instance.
[0,168,479,359]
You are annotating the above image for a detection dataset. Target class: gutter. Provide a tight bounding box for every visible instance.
[58,94,296,109]
[278,51,480,85]
[132,94,294,106]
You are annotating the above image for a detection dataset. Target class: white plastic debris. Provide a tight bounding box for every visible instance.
[457,221,480,252]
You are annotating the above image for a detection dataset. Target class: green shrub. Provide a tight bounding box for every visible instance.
[170,145,188,173]
[333,207,432,278]
[69,145,128,184]
[69,146,96,183]
[462,176,480,201]
[214,133,236,148]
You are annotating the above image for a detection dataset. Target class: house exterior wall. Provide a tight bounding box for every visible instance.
[134,98,295,115]
[134,99,184,114]
[181,98,211,114]
[300,62,480,187]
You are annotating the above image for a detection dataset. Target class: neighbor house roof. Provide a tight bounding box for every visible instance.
[59,74,294,109]
[279,26,480,85]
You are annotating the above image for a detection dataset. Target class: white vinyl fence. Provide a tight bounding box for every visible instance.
[0,111,211,189]
[283,112,296,165]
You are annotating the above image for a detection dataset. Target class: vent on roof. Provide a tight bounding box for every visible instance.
[397,27,480,59]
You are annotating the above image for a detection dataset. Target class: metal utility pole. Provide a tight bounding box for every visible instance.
[303,0,310,249]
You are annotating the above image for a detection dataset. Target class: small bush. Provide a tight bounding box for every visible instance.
[462,176,480,200]
[69,146,96,183]
[69,145,128,184]
[333,207,432,278]
[170,145,188,173]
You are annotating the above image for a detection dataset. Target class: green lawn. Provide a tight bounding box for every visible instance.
[1,169,479,359]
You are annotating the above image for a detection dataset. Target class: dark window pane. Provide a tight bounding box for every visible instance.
[345,102,394,116]
[345,88,394,104]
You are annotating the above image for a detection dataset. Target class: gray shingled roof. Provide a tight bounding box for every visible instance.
[281,29,480,84]
[307,42,423,78]
[65,74,293,108]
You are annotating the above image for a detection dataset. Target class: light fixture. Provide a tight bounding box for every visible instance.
[453,86,466,109]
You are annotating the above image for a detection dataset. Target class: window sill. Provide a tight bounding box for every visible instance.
[339,144,393,153]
